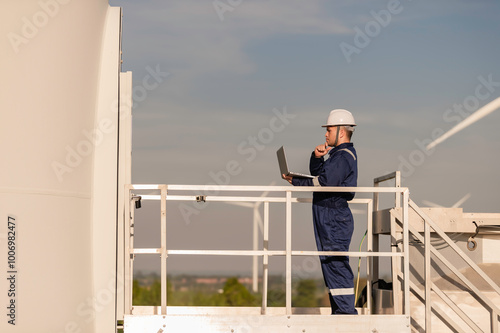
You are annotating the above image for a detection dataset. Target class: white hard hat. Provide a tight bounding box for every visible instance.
[322,109,356,127]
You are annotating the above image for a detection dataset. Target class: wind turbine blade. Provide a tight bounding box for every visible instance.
[452,193,471,208]
[421,193,471,208]
[260,181,277,198]
[254,211,264,234]
[421,200,443,208]
[256,181,277,208]
[426,96,500,150]
[227,202,254,208]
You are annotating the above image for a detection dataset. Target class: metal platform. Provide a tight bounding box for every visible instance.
[119,172,500,332]
[124,308,410,333]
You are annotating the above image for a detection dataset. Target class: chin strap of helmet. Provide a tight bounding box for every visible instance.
[332,126,340,147]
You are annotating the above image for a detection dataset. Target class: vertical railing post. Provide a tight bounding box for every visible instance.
[424,218,432,333]
[261,201,269,315]
[372,181,380,284]
[285,190,292,315]
[160,185,168,315]
[123,186,133,315]
[391,213,402,315]
[395,171,401,208]
[373,181,379,211]
[366,199,373,314]
[252,208,259,293]
[491,311,499,333]
[402,189,411,315]
[129,195,136,314]
[394,172,403,316]
[396,172,403,315]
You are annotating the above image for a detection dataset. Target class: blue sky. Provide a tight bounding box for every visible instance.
[109,0,500,274]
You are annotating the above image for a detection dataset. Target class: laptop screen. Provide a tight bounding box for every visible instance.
[276,146,289,176]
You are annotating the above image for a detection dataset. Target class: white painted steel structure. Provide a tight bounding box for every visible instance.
[1,1,131,332]
[121,184,412,332]
[121,175,500,332]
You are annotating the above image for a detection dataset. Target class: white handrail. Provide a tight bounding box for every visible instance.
[124,183,410,318]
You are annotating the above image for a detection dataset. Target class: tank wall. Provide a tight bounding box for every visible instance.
[1,0,110,191]
[90,6,123,332]
[0,1,110,332]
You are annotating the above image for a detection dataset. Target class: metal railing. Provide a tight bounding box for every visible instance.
[123,183,411,317]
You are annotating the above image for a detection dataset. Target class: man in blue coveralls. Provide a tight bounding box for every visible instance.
[282,109,358,314]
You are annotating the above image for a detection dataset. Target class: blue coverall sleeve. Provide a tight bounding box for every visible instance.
[291,177,313,186]
[309,152,324,176]
[317,155,350,187]
[292,152,351,187]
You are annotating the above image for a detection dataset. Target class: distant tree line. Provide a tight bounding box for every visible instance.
[133,277,327,307]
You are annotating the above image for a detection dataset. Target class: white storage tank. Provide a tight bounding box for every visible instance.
[0,1,131,332]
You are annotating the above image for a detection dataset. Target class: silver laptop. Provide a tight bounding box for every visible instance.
[277,146,314,179]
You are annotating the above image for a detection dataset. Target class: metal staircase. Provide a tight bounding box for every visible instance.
[373,172,500,333]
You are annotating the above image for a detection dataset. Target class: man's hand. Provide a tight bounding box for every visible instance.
[314,142,332,158]
[282,174,293,184]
